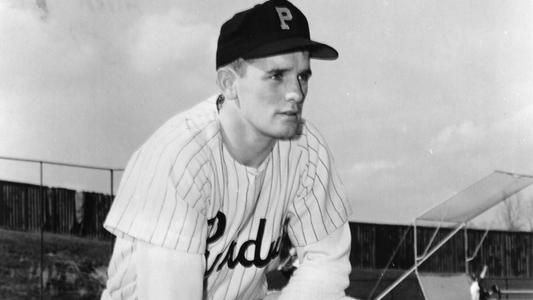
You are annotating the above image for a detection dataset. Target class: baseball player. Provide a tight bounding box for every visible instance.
[101,0,354,299]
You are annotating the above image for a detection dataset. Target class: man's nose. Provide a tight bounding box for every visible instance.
[285,77,305,103]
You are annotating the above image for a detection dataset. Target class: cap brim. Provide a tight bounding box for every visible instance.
[242,37,338,61]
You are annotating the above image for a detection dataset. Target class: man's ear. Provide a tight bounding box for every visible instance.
[216,68,238,100]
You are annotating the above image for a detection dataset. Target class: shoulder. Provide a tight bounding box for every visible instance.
[127,96,220,183]
[146,95,219,144]
[142,96,219,162]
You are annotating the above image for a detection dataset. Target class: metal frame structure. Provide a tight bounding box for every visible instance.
[374,170,533,300]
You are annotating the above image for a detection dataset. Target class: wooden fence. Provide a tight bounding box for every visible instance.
[349,222,533,278]
[0,180,113,240]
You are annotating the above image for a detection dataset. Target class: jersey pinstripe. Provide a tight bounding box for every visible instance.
[102,95,351,300]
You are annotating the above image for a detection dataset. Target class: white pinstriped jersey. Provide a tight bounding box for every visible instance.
[102,95,351,300]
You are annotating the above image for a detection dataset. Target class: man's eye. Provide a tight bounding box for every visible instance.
[269,73,283,80]
[298,73,311,82]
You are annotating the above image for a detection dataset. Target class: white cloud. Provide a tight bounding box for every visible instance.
[129,9,215,73]
[428,104,533,156]
[0,0,134,93]
[428,120,486,154]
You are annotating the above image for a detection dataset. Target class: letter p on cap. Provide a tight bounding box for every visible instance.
[275,7,292,30]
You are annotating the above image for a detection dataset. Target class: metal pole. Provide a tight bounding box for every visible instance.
[464,227,468,275]
[0,155,123,172]
[413,221,417,273]
[110,169,114,198]
[39,161,44,300]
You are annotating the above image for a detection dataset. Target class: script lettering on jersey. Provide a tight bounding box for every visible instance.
[204,211,282,277]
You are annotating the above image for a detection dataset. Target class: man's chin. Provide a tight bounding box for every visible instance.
[275,126,302,140]
[263,120,305,140]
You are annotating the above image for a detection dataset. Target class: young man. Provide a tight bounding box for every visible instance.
[101,0,354,299]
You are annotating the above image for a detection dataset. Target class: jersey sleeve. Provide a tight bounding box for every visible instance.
[104,139,209,255]
[287,124,352,247]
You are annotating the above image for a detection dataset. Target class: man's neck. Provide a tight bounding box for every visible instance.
[218,103,275,168]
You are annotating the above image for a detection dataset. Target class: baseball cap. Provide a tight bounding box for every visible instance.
[216,0,338,69]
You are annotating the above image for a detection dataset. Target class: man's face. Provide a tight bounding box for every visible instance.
[234,51,312,140]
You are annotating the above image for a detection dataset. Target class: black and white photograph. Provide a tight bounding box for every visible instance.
[1,0,532,299]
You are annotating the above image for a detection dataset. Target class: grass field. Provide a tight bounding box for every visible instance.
[0,228,113,300]
[0,227,412,299]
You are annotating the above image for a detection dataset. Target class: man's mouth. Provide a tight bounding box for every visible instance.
[280,111,300,121]
[280,110,300,117]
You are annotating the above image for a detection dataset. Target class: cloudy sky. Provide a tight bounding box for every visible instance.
[1,0,532,225]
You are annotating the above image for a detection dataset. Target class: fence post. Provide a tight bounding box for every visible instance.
[0,181,3,226]
[110,169,114,198]
[39,161,44,300]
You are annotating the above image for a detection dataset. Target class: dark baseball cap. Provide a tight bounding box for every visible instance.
[216,0,338,69]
